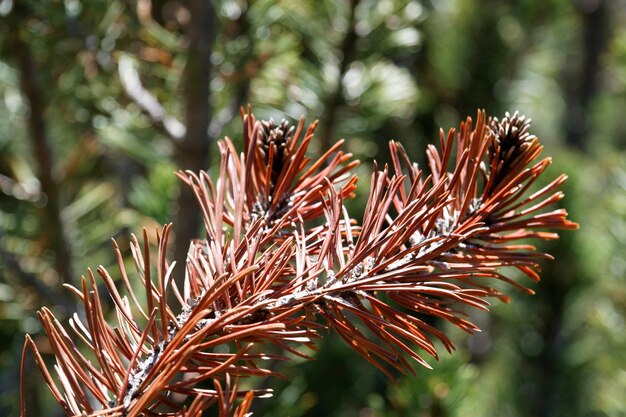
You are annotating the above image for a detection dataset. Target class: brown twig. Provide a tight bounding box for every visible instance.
[118,56,186,142]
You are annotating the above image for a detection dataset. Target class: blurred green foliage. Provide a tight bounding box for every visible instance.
[1,0,626,416]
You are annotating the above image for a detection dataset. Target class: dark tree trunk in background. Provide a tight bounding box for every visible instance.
[564,0,610,151]
[209,2,253,138]
[13,22,76,289]
[407,0,437,163]
[318,0,360,154]
[171,0,216,302]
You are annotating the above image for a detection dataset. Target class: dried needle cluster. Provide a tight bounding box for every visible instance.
[21,110,577,417]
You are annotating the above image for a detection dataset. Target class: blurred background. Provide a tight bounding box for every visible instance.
[1,0,625,416]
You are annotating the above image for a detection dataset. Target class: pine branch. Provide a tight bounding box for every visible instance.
[21,109,577,416]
